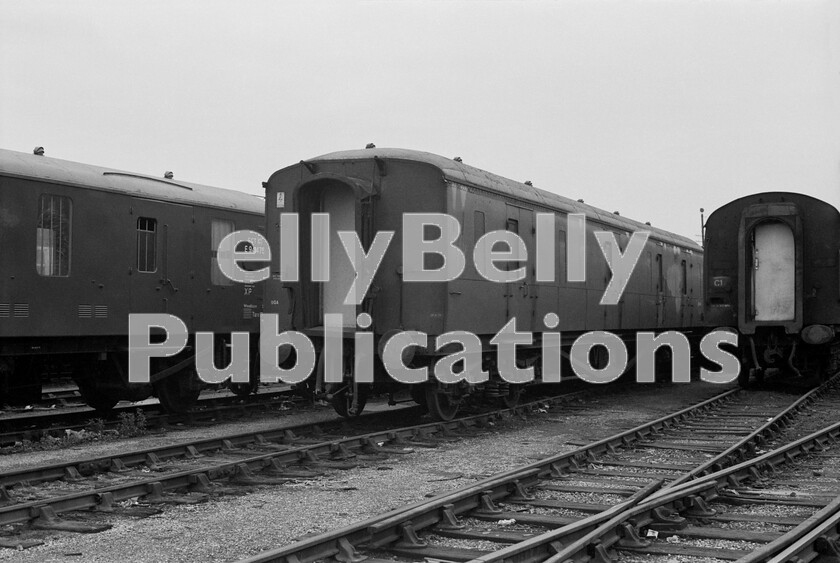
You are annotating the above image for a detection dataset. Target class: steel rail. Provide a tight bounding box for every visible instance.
[664,371,840,489]
[736,495,840,563]
[0,389,598,490]
[0,390,591,526]
[0,402,416,489]
[460,374,840,563]
[0,380,595,445]
[530,416,840,562]
[0,387,297,446]
[462,480,666,563]
[235,387,741,563]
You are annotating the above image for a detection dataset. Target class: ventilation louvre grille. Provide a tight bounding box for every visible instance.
[79,305,108,319]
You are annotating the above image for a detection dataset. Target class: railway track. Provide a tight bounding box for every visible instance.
[33,382,288,406]
[531,392,840,562]
[228,374,840,563]
[0,386,298,447]
[0,388,605,550]
[0,379,597,448]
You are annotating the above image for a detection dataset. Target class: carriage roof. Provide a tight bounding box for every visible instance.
[0,148,264,214]
[311,148,701,251]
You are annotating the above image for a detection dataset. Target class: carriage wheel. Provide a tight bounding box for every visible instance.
[232,348,270,397]
[410,385,427,405]
[329,383,369,417]
[154,369,202,414]
[76,378,121,412]
[498,384,522,409]
[410,384,429,413]
[425,385,459,421]
[324,347,369,417]
[229,376,258,397]
[229,360,258,396]
[73,360,121,412]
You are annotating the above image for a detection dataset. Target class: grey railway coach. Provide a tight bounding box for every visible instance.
[262,148,705,420]
[0,148,264,412]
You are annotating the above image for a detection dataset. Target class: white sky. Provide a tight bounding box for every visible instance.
[2,0,839,242]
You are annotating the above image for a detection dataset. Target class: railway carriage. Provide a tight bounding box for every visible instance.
[703,192,840,385]
[0,148,264,412]
[263,148,705,420]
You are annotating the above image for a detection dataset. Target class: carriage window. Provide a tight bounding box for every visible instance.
[473,211,486,274]
[211,219,235,285]
[681,260,687,295]
[36,195,71,276]
[656,254,663,292]
[473,211,485,242]
[505,218,519,271]
[557,229,566,283]
[136,217,157,272]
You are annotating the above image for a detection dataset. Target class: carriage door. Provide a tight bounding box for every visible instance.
[655,253,665,328]
[679,259,688,325]
[129,199,194,327]
[320,185,356,327]
[751,221,795,321]
[505,205,535,330]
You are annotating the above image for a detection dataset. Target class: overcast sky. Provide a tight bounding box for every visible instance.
[2,0,838,242]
